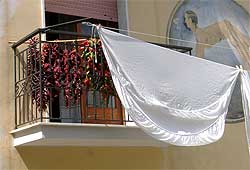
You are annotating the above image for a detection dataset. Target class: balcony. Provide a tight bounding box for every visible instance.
[11,19,192,147]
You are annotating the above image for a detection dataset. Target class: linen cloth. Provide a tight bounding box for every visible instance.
[97,27,250,147]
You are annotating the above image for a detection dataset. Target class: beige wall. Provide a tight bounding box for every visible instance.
[8,0,45,41]
[127,0,250,43]
[17,147,171,170]
[0,0,44,169]
[127,0,250,169]
[167,123,249,169]
[127,0,179,43]
[2,0,250,169]
[0,1,12,169]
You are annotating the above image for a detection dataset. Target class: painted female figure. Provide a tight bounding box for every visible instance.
[184,10,250,69]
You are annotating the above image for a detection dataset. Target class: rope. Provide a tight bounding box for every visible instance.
[101,25,232,50]
[9,23,233,50]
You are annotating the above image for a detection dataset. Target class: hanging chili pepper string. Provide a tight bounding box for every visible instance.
[27,36,115,110]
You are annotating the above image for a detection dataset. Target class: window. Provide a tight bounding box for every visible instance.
[45,12,123,124]
[81,91,124,124]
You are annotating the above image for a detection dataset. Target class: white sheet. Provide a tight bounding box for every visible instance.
[240,69,250,151]
[97,27,249,147]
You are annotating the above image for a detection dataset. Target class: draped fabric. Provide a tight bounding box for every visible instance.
[240,69,250,151]
[97,27,250,147]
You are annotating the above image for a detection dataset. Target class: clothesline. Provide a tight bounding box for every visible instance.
[9,22,233,50]
[101,25,232,50]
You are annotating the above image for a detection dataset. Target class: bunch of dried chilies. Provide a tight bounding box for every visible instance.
[27,38,115,110]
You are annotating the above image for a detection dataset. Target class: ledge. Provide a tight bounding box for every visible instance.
[10,122,169,147]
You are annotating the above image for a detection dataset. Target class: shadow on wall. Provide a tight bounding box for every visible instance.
[16,147,170,170]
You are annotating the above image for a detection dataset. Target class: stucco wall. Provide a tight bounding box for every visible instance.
[0,0,12,168]
[127,0,250,169]
[17,147,171,170]
[127,0,250,43]
[0,0,44,169]
[8,0,45,41]
[167,123,249,169]
[2,0,250,169]
[127,0,179,43]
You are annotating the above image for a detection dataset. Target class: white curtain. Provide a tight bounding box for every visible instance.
[97,27,250,148]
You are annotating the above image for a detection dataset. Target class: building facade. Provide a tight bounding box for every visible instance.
[0,0,249,169]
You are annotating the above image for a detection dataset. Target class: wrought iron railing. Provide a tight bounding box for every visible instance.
[12,19,192,129]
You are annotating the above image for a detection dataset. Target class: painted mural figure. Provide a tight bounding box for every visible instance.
[184,10,250,69]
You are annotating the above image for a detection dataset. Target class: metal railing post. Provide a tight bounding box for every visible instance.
[39,32,43,123]
[14,48,17,129]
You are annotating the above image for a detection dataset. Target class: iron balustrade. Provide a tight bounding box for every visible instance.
[12,19,192,129]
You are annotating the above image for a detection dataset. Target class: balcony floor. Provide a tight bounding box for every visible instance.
[10,122,169,147]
